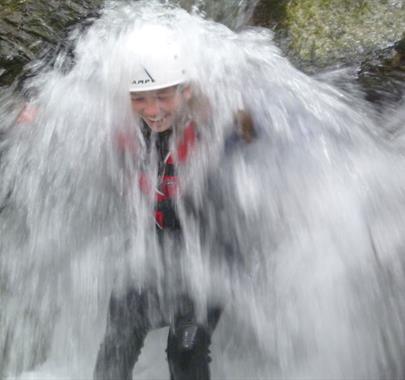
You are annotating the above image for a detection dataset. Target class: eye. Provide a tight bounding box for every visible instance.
[131,97,145,103]
[157,94,173,101]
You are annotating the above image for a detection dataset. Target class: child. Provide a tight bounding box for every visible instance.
[94,28,222,380]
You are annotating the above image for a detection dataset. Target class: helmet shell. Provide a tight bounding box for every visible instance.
[129,25,188,92]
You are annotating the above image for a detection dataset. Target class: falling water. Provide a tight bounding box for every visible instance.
[1,1,405,379]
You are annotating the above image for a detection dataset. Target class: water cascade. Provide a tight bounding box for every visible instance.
[1,1,405,379]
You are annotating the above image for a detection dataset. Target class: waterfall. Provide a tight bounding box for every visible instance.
[1,1,405,379]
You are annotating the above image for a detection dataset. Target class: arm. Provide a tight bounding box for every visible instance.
[234,110,256,144]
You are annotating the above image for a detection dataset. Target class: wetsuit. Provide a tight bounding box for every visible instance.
[94,123,222,380]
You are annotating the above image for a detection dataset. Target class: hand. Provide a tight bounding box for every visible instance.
[16,103,38,124]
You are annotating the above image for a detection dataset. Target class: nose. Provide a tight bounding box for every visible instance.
[143,98,161,118]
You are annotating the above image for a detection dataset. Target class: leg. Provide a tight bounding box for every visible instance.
[94,288,151,380]
[166,303,222,380]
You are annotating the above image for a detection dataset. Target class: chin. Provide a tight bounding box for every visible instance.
[150,126,164,133]
[150,124,172,133]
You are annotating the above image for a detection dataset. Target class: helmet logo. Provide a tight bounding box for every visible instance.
[132,68,155,85]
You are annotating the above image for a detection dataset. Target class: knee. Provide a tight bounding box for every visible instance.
[167,323,211,365]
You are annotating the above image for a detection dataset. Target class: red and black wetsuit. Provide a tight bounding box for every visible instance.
[138,121,196,230]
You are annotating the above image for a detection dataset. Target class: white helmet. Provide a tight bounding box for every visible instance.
[129,25,188,92]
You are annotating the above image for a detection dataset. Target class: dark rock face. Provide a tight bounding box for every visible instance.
[0,0,103,88]
[251,0,288,29]
[357,35,405,111]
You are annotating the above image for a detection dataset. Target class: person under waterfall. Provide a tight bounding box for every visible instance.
[93,27,220,380]
[93,25,255,380]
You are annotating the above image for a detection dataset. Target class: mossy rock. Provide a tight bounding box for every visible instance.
[252,0,405,71]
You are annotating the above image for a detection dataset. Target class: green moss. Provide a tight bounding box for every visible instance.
[263,0,405,69]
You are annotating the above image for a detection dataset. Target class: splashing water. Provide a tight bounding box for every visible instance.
[2,1,405,379]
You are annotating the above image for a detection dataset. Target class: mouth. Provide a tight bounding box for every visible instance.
[144,116,168,126]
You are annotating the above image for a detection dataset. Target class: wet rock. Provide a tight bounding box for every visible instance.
[0,0,103,89]
[357,34,405,110]
[392,35,405,68]
[251,0,289,30]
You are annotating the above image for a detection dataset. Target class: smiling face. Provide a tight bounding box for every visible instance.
[130,85,191,133]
